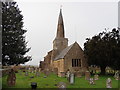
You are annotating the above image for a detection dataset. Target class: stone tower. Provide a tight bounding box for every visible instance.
[51,9,68,60]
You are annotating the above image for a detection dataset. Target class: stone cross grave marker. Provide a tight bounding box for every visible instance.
[106,78,112,88]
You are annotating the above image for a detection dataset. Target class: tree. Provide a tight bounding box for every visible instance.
[2,1,31,66]
[84,28,120,75]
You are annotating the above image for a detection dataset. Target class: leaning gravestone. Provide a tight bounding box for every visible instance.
[94,74,99,80]
[89,78,95,85]
[57,82,66,90]
[106,78,112,88]
[7,69,16,86]
[85,71,91,80]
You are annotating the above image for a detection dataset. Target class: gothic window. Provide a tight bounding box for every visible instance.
[72,59,81,67]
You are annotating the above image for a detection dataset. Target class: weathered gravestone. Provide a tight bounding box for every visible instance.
[89,78,95,85]
[69,73,75,84]
[44,69,50,76]
[7,69,16,86]
[43,76,47,78]
[38,68,41,72]
[25,71,28,76]
[34,68,37,73]
[36,71,40,77]
[94,74,99,80]
[66,69,70,81]
[31,68,34,73]
[57,82,66,90]
[76,71,82,77]
[114,71,119,80]
[85,71,91,80]
[106,78,112,88]
[28,67,31,72]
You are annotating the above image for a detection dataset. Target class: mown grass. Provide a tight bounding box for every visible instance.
[2,71,119,88]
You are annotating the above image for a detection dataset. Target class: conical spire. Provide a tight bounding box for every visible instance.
[56,8,64,38]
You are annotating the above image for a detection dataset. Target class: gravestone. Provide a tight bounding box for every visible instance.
[30,76,34,79]
[89,78,95,85]
[76,71,82,77]
[43,76,47,78]
[66,70,70,81]
[31,68,34,73]
[94,74,99,80]
[7,69,16,86]
[69,73,75,84]
[44,69,50,76]
[36,71,40,77]
[106,78,112,88]
[38,68,41,72]
[28,67,31,72]
[25,71,28,76]
[57,82,66,90]
[34,68,37,73]
[114,71,119,80]
[85,71,90,80]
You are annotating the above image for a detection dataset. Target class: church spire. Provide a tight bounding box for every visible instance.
[56,8,64,38]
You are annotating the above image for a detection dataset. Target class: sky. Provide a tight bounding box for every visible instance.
[14,0,118,66]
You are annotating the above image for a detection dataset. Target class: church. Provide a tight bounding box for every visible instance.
[40,9,88,77]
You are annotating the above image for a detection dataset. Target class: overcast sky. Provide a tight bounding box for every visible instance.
[15,0,118,66]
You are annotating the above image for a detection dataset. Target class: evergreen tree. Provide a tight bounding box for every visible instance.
[84,28,120,75]
[2,1,31,66]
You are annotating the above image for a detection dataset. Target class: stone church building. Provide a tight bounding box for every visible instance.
[40,9,88,77]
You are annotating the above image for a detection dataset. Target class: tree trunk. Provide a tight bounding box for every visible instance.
[100,66,106,75]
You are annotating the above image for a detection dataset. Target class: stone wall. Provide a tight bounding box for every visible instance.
[53,59,65,77]
[64,42,87,74]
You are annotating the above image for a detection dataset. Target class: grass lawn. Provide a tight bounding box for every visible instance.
[2,71,119,88]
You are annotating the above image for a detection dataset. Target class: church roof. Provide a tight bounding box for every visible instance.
[54,43,74,60]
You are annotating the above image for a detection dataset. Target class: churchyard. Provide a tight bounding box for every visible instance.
[1,66,119,88]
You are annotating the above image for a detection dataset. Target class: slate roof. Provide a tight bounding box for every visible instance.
[54,43,74,60]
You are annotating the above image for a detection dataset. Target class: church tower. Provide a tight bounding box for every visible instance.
[51,8,68,60]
